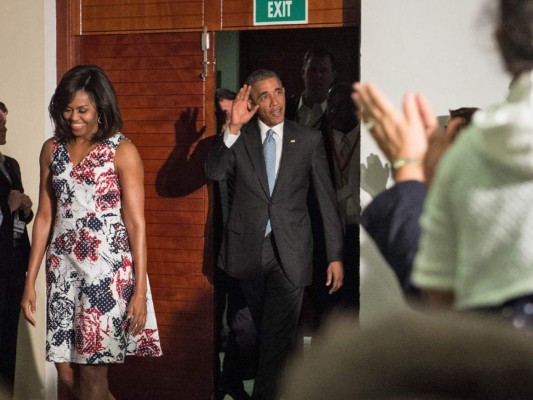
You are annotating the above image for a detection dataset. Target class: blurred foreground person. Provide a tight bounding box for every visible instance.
[356,0,533,328]
[283,310,533,400]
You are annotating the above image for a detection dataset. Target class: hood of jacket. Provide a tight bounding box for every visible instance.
[474,70,533,175]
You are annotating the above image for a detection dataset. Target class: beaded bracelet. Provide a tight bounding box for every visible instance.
[392,158,422,170]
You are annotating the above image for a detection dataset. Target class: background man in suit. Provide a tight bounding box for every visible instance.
[285,49,343,334]
[285,48,336,131]
[206,70,344,400]
[0,101,33,395]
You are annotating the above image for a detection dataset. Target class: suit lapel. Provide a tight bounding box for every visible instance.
[273,123,298,197]
[243,120,270,197]
[4,157,21,190]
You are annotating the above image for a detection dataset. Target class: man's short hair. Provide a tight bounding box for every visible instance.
[0,102,7,113]
[216,88,236,101]
[302,48,336,71]
[244,69,282,88]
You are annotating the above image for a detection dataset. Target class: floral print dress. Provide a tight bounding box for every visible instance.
[46,133,162,364]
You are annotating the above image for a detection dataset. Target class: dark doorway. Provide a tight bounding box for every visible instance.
[239,27,360,96]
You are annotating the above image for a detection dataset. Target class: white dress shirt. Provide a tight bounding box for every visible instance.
[296,95,327,130]
[331,127,360,225]
[224,120,284,178]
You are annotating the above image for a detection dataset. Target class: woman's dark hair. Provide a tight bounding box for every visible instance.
[449,107,479,127]
[498,0,533,75]
[49,65,122,142]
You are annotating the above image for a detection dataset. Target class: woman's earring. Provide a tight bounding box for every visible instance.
[98,116,102,124]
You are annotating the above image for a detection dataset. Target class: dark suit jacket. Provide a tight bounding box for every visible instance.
[206,118,343,287]
[360,180,426,294]
[0,155,32,277]
[285,94,334,180]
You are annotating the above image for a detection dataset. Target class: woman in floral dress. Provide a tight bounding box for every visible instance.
[21,65,161,399]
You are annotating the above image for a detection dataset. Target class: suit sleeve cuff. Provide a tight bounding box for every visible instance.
[223,129,240,148]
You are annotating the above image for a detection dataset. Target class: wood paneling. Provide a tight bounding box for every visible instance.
[78,0,358,35]
[77,32,215,400]
[57,0,359,399]
[81,0,204,34]
[221,0,359,30]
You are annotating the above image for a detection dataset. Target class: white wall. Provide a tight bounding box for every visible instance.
[0,0,56,399]
[359,1,511,322]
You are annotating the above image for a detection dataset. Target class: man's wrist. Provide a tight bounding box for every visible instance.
[228,123,242,135]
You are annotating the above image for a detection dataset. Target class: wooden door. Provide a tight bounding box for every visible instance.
[76,33,212,399]
[82,33,214,399]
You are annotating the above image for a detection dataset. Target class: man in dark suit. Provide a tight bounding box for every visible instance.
[214,88,257,400]
[285,48,336,133]
[0,101,33,395]
[285,49,348,333]
[206,70,344,400]
[285,48,336,178]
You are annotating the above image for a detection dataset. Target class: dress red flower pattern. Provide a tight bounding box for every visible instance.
[45,133,162,364]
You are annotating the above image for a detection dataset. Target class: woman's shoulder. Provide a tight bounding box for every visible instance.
[42,137,59,152]
[114,133,140,159]
[40,137,59,162]
[104,131,132,148]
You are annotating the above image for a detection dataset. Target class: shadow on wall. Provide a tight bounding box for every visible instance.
[13,318,45,400]
[154,107,217,284]
[155,108,209,198]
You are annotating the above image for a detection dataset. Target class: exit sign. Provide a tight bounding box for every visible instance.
[254,0,308,26]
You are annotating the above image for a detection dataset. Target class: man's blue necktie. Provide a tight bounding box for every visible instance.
[263,129,276,235]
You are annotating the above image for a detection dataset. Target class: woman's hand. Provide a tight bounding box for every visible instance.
[353,82,438,182]
[21,285,37,327]
[127,293,147,337]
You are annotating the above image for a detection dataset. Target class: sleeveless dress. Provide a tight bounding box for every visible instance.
[45,133,162,364]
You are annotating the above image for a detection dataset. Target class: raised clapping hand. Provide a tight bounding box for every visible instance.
[228,84,260,134]
[353,83,438,182]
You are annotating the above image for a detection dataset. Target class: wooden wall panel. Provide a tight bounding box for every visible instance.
[81,0,204,34]
[78,0,358,35]
[57,1,359,399]
[221,0,359,30]
[78,32,216,400]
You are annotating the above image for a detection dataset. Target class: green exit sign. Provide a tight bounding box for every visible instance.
[254,0,308,26]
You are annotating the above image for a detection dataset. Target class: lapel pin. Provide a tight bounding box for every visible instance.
[290,139,296,143]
